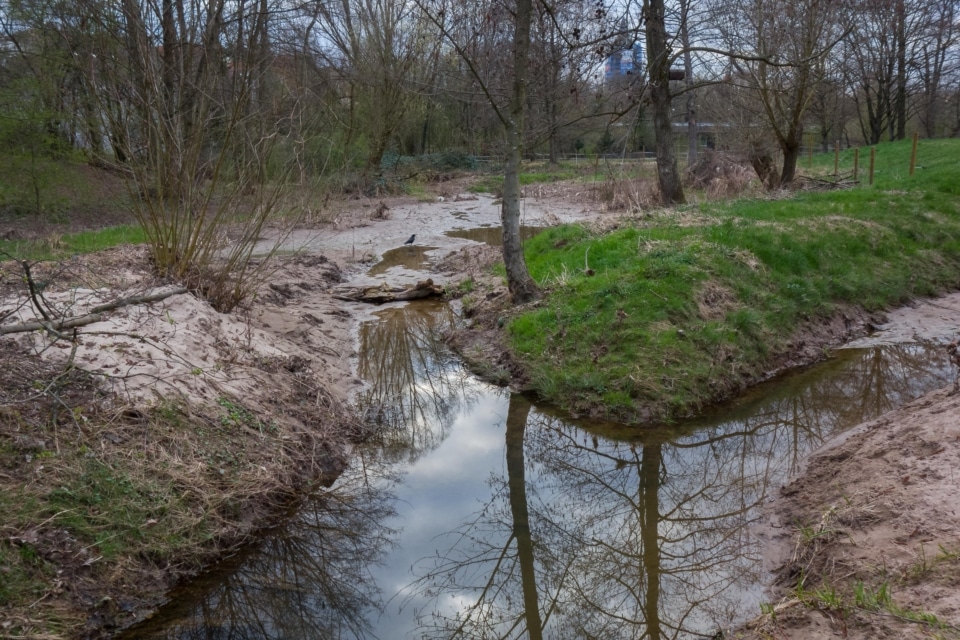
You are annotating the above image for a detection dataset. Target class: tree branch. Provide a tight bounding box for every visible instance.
[0,287,187,335]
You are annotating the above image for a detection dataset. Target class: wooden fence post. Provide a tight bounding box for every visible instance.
[909,132,919,176]
[869,147,876,185]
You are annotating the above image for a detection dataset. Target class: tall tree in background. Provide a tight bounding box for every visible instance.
[678,0,699,167]
[644,0,686,203]
[915,0,958,137]
[301,0,441,172]
[839,0,939,143]
[415,0,571,303]
[500,0,542,303]
[711,0,844,187]
[417,0,621,302]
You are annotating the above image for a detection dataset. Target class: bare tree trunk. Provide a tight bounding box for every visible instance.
[895,0,908,140]
[644,0,686,205]
[640,443,663,639]
[749,149,780,190]
[502,0,541,304]
[679,0,697,166]
[780,138,801,185]
[548,97,559,165]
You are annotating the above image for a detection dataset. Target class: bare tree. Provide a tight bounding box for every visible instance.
[58,0,298,310]
[300,0,441,173]
[710,0,845,187]
[644,0,687,203]
[414,0,547,303]
[915,0,959,137]
[839,0,945,144]
[678,0,699,166]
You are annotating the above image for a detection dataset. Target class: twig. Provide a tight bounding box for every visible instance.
[1,313,104,335]
[88,287,187,314]
[21,260,52,322]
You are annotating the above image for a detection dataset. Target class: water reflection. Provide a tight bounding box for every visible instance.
[355,302,481,463]
[410,344,952,638]
[124,299,954,640]
[367,245,436,276]
[444,226,545,247]
[121,461,399,639]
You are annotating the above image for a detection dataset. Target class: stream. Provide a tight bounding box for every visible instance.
[122,251,955,639]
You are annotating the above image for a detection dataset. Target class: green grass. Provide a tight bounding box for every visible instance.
[0,153,132,217]
[468,174,504,194]
[505,138,960,421]
[791,578,960,636]
[0,508,56,608]
[0,224,146,261]
[468,168,580,193]
[44,457,196,560]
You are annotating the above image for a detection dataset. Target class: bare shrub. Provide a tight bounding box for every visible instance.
[686,150,757,199]
[75,0,299,313]
[593,176,660,212]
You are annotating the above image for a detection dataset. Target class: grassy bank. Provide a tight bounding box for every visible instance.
[0,332,355,638]
[504,138,960,421]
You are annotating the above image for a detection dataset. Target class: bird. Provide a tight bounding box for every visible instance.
[404,234,416,245]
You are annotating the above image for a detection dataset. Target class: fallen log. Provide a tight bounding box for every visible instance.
[333,279,445,304]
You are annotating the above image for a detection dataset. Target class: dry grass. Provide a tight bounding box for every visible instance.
[591,176,661,211]
[686,150,759,199]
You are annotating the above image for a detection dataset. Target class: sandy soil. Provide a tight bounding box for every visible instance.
[2,191,597,423]
[738,295,960,640]
[4,178,960,638]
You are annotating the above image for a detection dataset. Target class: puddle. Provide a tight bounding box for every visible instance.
[121,300,953,639]
[445,225,545,247]
[366,245,437,276]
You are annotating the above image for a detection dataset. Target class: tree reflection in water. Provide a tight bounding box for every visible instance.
[410,344,952,639]
[120,315,954,640]
[119,461,399,639]
[355,301,480,464]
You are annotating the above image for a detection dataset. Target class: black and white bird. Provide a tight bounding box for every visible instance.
[404,234,416,245]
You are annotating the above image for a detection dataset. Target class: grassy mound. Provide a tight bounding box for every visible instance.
[505,139,960,421]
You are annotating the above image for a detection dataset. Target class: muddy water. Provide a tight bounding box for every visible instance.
[123,296,954,639]
[444,225,545,247]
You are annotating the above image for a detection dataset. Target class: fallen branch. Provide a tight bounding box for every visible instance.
[88,287,188,314]
[795,175,858,190]
[333,279,445,304]
[0,287,187,335]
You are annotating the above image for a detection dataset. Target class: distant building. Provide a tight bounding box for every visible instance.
[604,43,643,82]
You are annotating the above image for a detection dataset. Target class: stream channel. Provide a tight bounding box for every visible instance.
[123,237,955,639]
